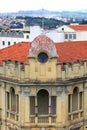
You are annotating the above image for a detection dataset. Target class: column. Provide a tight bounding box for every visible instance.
[35,95,38,124]
[1,82,6,130]
[78,92,80,119]
[49,96,51,124]
[24,91,30,123]
[18,86,24,126]
[83,83,87,119]
[62,87,69,124]
[56,87,62,125]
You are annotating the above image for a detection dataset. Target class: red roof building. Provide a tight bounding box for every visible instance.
[0,35,87,64]
[57,24,87,42]
[0,35,87,130]
[69,25,87,31]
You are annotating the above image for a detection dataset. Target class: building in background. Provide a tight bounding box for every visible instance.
[1,24,87,49]
[0,24,65,49]
[57,24,87,41]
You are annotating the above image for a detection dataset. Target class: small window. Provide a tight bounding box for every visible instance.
[62,28,64,31]
[73,34,76,39]
[12,32,17,37]
[8,41,10,45]
[1,30,6,37]
[65,34,68,39]
[38,52,48,63]
[2,41,5,45]
[20,63,25,71]
[7,31,12,37]
[18,32,24,38]
[14,42,16,45]
[26,35,29,39]
[69,34,72,39]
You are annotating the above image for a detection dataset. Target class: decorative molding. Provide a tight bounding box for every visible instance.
[56,87,63,95]
[28,35,58,58]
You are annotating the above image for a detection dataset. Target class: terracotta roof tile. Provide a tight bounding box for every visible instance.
[69,25,87,31]
[0,42,31,64]
[55,41,87,62]
[0,40,87,64]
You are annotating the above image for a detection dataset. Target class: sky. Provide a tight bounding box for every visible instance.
[0,0,87,13]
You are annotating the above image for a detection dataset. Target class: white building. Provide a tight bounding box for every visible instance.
[0,25,30,49]
[57,24,87,42]
[1,24,87,49]
[45,29,65,43]
[0,24,65,49]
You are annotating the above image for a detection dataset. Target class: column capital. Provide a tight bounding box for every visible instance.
[65,86,69,94]
[24,87,30,96]
[84,82,87,90]
[56,87,63,95]
[1,82,6,89]
[17,86,22,94]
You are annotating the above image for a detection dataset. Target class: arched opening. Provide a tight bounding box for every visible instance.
[12,31,17,37]
[18,32,24,38]
[37,89,49,114]
[7,31,12,37]
[72,87,79,111]
[0,30,6,37]
[68,87,83,120]
[10,87,16,111]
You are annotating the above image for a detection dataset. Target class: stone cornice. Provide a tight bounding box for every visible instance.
[0,76,87,86]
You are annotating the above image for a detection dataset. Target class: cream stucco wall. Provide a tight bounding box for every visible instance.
[0,57,87,130]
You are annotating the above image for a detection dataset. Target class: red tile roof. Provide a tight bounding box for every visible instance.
[69,25,87,31]
[55,41,87,62]
[0,42,31,65]
[0,40,87,64]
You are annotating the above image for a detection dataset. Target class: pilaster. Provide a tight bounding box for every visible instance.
[24,87,30,124]
[1,82,6,130]
[56,87,63,125]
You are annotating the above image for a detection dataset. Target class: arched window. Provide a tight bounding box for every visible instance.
[18,32,24,38]
[68,87,83,120]
[37,89,49,114]
[0,30,6,37]
[12,31,17,37]
[6,87,19,121]
[72,87,78,111]
[7,31,12,37]
[30,89,56,115]
[10,87,16,111]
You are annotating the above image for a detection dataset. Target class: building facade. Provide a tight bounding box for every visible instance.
[0,24,64,49]
[0,35,87,130]
[1,24,87,49]
[57,24,87,42]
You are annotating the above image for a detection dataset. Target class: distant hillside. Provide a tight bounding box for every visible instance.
[15,16,87,29]
[15,16,65,29]
[1,9,87,20]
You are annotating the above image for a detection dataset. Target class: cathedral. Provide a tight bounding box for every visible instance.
[0,35,87,130]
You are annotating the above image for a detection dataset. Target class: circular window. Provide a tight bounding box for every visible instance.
[38,52,48,63]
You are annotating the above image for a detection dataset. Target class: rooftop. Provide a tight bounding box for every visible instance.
[69,25,87,31]
[0,35,87,64]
